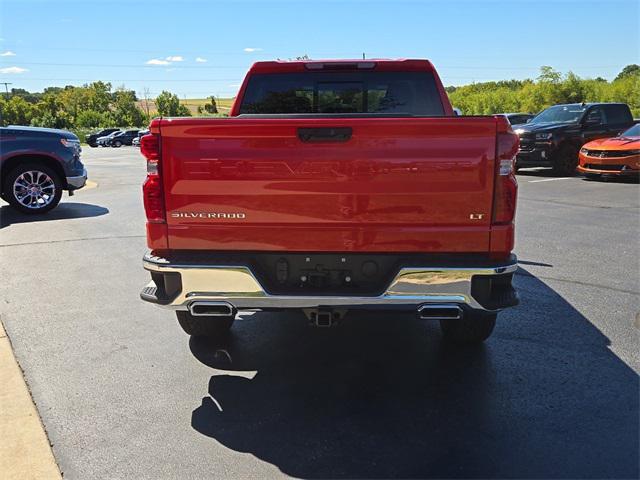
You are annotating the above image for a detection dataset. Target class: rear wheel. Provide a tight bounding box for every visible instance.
[176,311,235,338]
[551,143,579,176]
[439,312,497,344]
[3,163,63,214]
[112,140,122,148]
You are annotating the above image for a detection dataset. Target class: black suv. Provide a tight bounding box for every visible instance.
[86,128,120,147]
[514,103,635,175]
[108,129,139,147]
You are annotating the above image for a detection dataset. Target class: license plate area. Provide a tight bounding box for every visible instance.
[251,253,401,296]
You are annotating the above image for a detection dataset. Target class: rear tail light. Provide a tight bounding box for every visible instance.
[492,128,519,225]
[141,133,165,223]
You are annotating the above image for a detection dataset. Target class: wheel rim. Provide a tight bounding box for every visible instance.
[12,170,56,209]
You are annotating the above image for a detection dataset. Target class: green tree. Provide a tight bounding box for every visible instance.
[86,81,112,112]
[10,88,42,103]
[537,66,562,83]
[58,86,90,125]
[31,91,71,128]
[111,87,146,126]
[204,96,218,114]
[0,96,35,125]
[76,110,110,128]
[155,91,191,117]
[614,64,640,82]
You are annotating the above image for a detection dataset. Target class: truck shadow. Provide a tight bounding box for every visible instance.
[0,202,109,228]
[189,268,639,479]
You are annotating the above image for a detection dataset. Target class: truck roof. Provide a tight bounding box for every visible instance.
[247,58,436,74]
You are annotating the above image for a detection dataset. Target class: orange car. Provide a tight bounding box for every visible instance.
[578,123,640,177]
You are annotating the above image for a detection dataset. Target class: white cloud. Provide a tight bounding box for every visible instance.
[166,55,184,62]
[0,51,16,56]
[146,58,171,65]
[243,47,262,53]
[0,66,28,74]
[195,57,207,63]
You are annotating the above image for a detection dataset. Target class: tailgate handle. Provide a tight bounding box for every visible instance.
[297,127,352,143]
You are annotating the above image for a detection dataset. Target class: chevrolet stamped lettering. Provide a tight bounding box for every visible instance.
[171,212,246,219]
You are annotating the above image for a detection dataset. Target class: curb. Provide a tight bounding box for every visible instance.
[0,319,62,479]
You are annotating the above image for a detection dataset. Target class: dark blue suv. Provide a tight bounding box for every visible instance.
[0,126,87,213]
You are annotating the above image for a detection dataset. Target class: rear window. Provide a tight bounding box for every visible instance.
[239,71,445,116]
[603,104,632,125]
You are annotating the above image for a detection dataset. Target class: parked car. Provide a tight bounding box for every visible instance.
[86,128,120,147]
[132,129,149,147]
[139,59,520,345]
[504,113,535,126]
[0,126,87,213]
[96,130,121,147]
[109,129,140,147]
[578,123,640,178]
[513,102,635,175]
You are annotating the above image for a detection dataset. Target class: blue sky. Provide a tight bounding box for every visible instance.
[1,0,638,98]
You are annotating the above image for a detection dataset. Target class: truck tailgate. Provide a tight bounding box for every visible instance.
[158,117,498,252]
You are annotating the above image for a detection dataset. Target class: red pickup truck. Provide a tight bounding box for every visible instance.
[140,59,519,344]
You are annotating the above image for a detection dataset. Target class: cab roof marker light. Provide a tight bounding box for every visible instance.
[304,62,377,70]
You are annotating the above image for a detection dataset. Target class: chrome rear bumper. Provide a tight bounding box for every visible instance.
[141,252,518,313]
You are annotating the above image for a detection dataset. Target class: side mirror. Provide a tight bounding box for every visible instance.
[452,107,462,116]
[525,118,532,123]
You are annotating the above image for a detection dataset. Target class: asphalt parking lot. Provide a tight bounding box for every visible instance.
[1,146,638,479]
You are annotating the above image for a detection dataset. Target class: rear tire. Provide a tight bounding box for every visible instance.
[112,140,122,148]
[440,312,497,344]
[176,311,235,338]
[551,143,579,176]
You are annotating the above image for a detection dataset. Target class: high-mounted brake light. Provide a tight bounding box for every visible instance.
[140,133,165,224]
[304,62,376,70]
[492,128,519,225]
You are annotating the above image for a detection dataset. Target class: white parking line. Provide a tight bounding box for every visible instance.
[528,177,572,183]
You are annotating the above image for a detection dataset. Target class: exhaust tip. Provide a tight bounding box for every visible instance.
[417,304,463,320]
[189,301,235,317]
